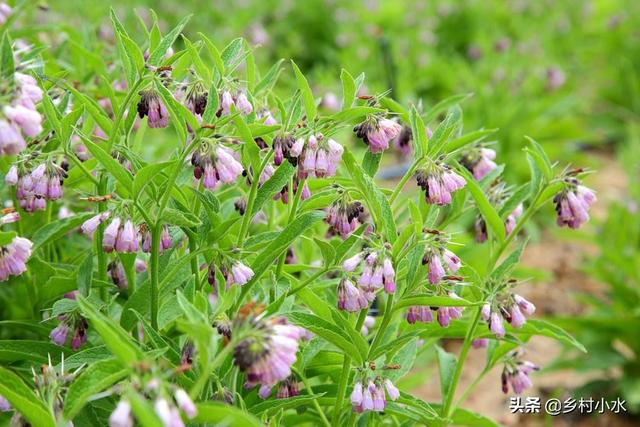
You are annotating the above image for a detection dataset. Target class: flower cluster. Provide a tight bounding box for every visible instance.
[275,376,300,399]
[273,133,343,179]
[501,351,540,394]
[0,235,33,281]
[460,145,498,180]
[190,144,244,190]
[350,378,400,413]
[221,90,253,116]
[406,291,465,328]
[103,217,140,253]
[422,244,461,285]
[182,83,208,117]
[110,388,196,427]
[415,161,466,205]
[137,89,169,128]
[482,290,536,338]
[50,293,90,349]
[6,162,65,213]
[207,260,255,288]
[553,177,596,229]
[232,310,306,398]
[141,224,173,253]
[325,198,365,239]
[353,117,402,153]
[392,125,413,156]
[1,71,43,156]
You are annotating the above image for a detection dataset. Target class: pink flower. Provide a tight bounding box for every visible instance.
[4,105,43,137]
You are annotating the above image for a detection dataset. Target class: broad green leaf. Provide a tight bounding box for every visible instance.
[313,238,336,266]
[436,346,457,400]
[380,97,409,123]
[64,358,128,418]
[0,31,14,81]
[446,129,498,153]
[328,106,383,123]
[287,312,363,364]
[511,319,586,353]
[254,58,284,95]
[232,113,260,171]
[291,60,317,122]
[163,207,202,228]
[76,295,143,364]
[82,138,133,192]
[423,93,472,123]
[409,106,428,158]
[182,36,210,82]
[491,238,528,280]
[342,148,396,243]
[202,80,219,123]
[251,161,295,215]
[68,87,113,135]
[194,402,262,426]
[330,310,369,362]
[133,161,175,198]
[0,340,66,363]
[221,38,243,69]
[362,151,382,177]
[32,212,94,251]
[239,211,325,299]
[249,394,325,415]
[198,32,224,77]
[0,230,16,246]
[147,14,192,66]
[456,164,505,241]
[0,366,56,427]
[340,68,356,109]
[524,136,553,182]
[427,105,462,156]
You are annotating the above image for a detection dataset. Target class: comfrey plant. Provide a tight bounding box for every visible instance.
[0,10,594,427]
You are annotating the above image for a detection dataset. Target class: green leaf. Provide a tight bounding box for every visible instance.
[524,136,553,182]
[491,238,528,280]
[239,211,325,299]
[194,402,262,426]
[147,14,192,66]
[423,93,472,123]
[32,212,94,251]
[409,106,428,158]
[133,161,175,199]
[314,238,336,266]
[232,113,260,171]
[202,80,219,123]
[427,105,462,156]
[182,36,210,82]
[329,106,383,123]
[0,366,56,427]
[0,31,15,82]
[251,161,295,215]
[163,207,202,228]
[68,87,113,136]
[436,346,457,400]
[254,59,284,95]
[0,230,16,246]
[456,164,505,241]
[330,310,369,362]
[342,148,396,243]
[0,340,66,363]
[287,312,363,364]
[64,358,128,419]
[221,38,243,69]
[362,151,382,177]
[511,319,586,353]
[291,60,317,122]
[76,295,143,364]
[446,129,498,153]
[499,184,529,219]
[198,32,224,77]
[249,394,325,415]
[340,68,357,109]
[82,138,133,193]
[380,97,409,123]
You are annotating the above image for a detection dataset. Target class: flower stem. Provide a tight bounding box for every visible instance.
[293,367,331,427]
[332,310,367,426]
[275,177,305,279]
[367,293,394,357]
[237,152,273,245]
[149,222,161,330]
[95,176,108,300]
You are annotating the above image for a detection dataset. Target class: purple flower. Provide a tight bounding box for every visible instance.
[0,236,33,281]
[102,217,121,253]
[383,258,396,293]
[0,120,25,155]
[5,165,18,185]
[337,279,368,312]
[490,312,505,338]
[174,388,197,419]
[4,104,43,137]
[514,294,536,316]
[443,249,461,273]
[109,400,133,427]
[384,379,400,401]
[115,220,139,253]
[472,338,489,349]
[416,167,466,206]
[351,381,363,410]
[354,118,402,153]
[427,253,445,285]
[137,90,169,128]
[0,394,11,412]
[230,262,254,286]
[554,182,596,229]
[343,252,363,272]
[235,93,253,115]
[49,324,69,346]
[509,305,526,328]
